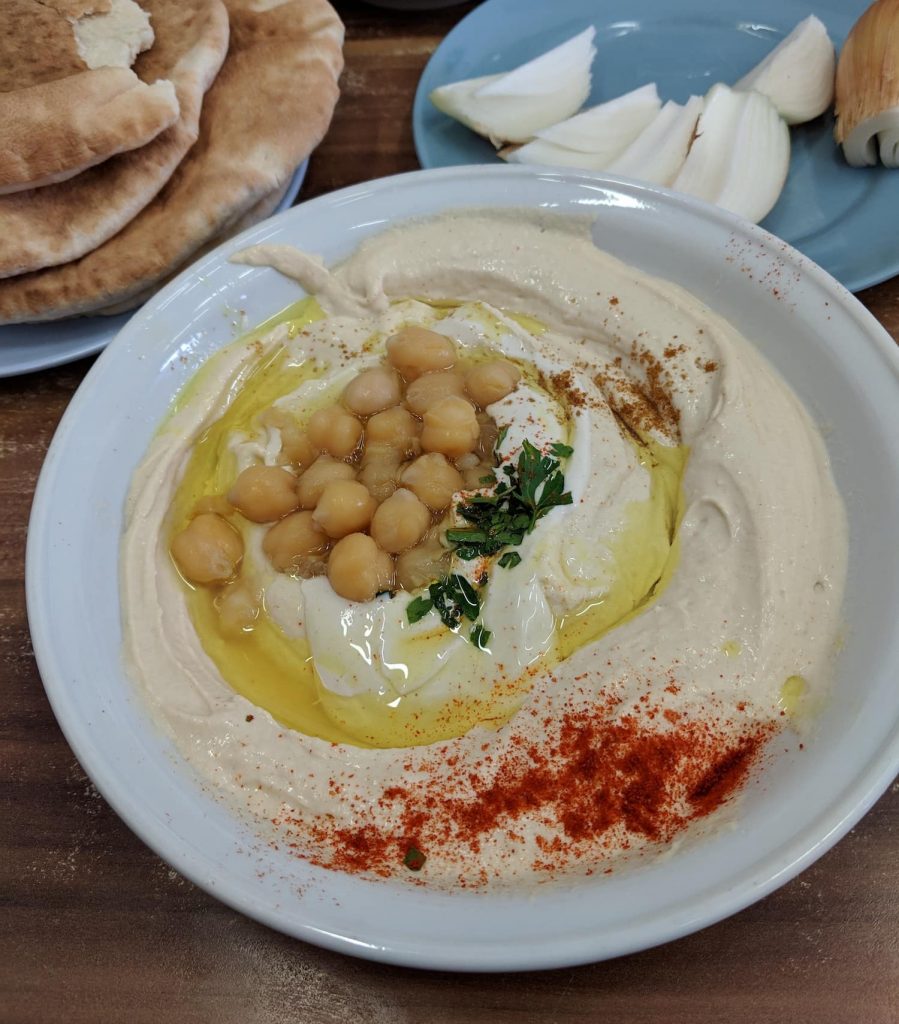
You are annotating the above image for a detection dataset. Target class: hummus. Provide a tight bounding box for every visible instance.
[121,211,847,886]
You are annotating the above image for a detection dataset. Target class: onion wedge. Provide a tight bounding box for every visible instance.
[672,84,790,224]
[607,96,704,186]
[735,15,835,125]
[532,83,661,154]
[429,28,596,146]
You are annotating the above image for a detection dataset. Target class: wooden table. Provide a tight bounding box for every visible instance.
[2,3,897,1020]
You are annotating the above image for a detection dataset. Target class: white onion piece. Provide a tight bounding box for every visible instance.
[735,15,835,125]
[607,96,703,186]
[533,83,661,155]
[502,137,617,170]
[429,28,596,146]
[673,84,790,224]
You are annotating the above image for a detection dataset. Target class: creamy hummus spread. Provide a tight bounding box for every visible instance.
[121,211,847,886]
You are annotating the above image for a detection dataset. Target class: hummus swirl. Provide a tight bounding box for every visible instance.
[121,211,846,885]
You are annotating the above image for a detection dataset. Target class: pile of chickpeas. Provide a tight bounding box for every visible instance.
[170,325,522,612]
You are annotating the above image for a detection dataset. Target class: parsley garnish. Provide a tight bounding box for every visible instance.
[470,624,491,649]
[403,845,426,871]
[404,438,573,646]
[406,593,434,624]
[406,574,481,630]
[452,439,573,561]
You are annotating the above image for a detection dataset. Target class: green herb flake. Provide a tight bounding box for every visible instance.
[403,845,426,871]
[470,624,492,649]
[549,442,574,458]
[449,439,573,564]
[498,551,522,570]
[405,594,433,624]
[426,574,481,630]
[445,528,488,544]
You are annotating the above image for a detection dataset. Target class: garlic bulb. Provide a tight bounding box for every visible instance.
[672,83,790,224]
[735,15,835,125]
[608,96,704,186]
[834,0,899,167]
[429,28,596,146]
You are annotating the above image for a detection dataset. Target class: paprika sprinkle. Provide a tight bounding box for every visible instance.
[274,699,774,885]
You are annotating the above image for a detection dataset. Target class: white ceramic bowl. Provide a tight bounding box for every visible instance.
[27,166,899,971]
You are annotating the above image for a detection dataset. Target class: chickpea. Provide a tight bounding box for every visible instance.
[171,513,243,585]
[365,406,420,454]
[386,326,456,381]
[342,366,402,416]
[358,443,404,502]
[307,405,363,459]
[370,488,431,554]
[217,581,261,635]
[396,535,451,592]
[262,511,330,575]
[260,408,317,470]
[400,453,464,512]
[280,426,317,470]
[420,395,480,459]
[328,533,395,602]
[465,360,522,408]
[312,480,377,539]
[296,455,355,509]
[228,465,299,523]
[405,370,466,416]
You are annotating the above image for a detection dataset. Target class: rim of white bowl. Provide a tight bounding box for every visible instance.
[25,165,899,971]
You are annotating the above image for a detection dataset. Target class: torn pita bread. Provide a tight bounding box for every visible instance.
[0,1,101,92]
[94,177,293,316]
[0,0,229,279]
[0,0,344,324]
[0,1,152,91]
[0,69,179,195]
[71,0,154,69]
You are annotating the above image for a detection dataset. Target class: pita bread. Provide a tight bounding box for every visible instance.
[0,1,96,92]
[0,0,344,324]
[94,177,293,316]
[0,69,179,195]
[71,0,154,70]
[0,0,229,279]
[40,1,112,17]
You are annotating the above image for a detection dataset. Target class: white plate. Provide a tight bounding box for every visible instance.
[26,167,899,971]
[0,160,308,379]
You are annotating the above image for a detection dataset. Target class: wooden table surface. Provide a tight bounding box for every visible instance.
[2,3,898,1021]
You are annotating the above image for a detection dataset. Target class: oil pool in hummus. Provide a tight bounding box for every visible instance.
[121,211,847,887]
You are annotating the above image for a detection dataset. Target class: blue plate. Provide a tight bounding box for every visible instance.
[413,0,898,293]
[0,159,309,378]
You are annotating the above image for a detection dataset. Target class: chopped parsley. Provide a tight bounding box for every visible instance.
[497,550,522,570]
[404,438,573,647]
[470,624,491,649]
[403,845,426,871]
[406,573,481,630]
[452,439,573,561]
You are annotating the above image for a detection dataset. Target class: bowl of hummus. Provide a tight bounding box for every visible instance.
[27,166,899,970]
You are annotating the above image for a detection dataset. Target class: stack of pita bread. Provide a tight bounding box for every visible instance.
[0,0,344,324]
